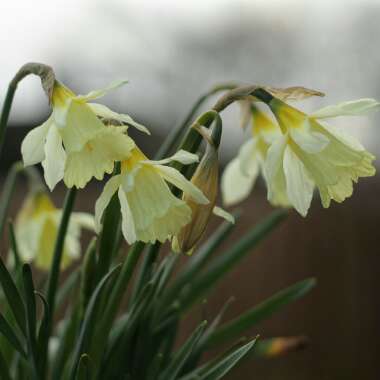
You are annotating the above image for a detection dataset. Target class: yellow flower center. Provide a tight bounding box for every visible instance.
[270,98,307,133]
[121,147,147,172]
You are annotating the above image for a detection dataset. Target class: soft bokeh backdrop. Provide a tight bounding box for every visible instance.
[1,0,380,379]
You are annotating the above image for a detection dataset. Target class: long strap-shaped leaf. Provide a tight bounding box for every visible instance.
[179,338,257,380]
[173,210,287,314]
[0,349,11,380]
[0,313,27,358]
[158,321,207,380]
[205,278,316,348]
[0,257,26,336]
[68,264,121,380]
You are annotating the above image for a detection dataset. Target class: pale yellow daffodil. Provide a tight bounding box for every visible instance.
[95,147,209,245]
[265,97,378,216]
[21,80,147,190]
[222,105,288,207]
[15,191,94,270]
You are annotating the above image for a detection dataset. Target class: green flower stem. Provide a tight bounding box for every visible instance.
[154,83,237,160]
[0,162,23,239]
[41,187,77,377]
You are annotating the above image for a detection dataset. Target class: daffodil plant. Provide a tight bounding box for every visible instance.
[0,63,376,379]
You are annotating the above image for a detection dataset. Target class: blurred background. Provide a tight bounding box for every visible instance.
[1,0,380,378]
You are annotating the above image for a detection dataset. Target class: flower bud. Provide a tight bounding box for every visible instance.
[173,135,219,254]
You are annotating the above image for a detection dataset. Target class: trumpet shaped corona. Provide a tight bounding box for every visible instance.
[95,147,209,245]
[21,80,147,190]
[15,191,94,270]
[222,105,288,207]
[265,97,378,216]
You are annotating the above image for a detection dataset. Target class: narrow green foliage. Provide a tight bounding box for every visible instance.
[0,257,26,336]
[179,338,257,380]
[75,354,92,380]
[206,278,316,348]
[22,264,39,379]
[0,349,12,380]
[175,209,288,313]
[68,264,121,380]
[35,291,50,362]
[0,162,23,239]
[8,220,21,271]
[0,313,26,358]
[158,321,207,380]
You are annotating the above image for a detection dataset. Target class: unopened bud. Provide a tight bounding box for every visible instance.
[173,141,219,254]
[255,336,309,358]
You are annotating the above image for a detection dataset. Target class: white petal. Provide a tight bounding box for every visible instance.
[213,206,235,224]
[94,175,121,233]
[289,125,330,154]
[221,157,258,206]
[238,138,259,176]
[118,187,137,245]
[41,125,66,191]
[76,80,128,102]
[265,134,287,184]
[87,103,150,135]
[144,150,199,166]
[311,98,380,119]
[283,146,314,217]
[155,165,209,204]
[21,118,51,166]
[318,123,364,151]
[71,212,95,231]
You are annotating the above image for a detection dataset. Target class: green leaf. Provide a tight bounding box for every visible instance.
[56,269,80,313]
[79,237,98,315]
[0,349,12,380]
[159,214,239,314]
[179,338,257,380]
[8,220,21,271]
[0,161,23,238]
[22,264,39,379]
[35,291,50,360]
[176,209,287,313]
[0,313,26,358]
[158,321,207,380]
[75,354,92,380]
[69,264,121,380]
[206,278,316,348]
[0,256,26,336]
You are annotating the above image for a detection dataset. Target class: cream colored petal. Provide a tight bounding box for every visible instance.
[155,165,209,204]
[87,103,150,135]
[238,138,260,176]
[21,118,52,166]
[283,146,314,217]
[221,157,257,206]
[60,102,104,153]
[289,125,330,154]
[311,98,380,119]
[94,175,121,233]
[75,80,128,102]
[64,128,134,189]
[42,125,66,191]
[118,186,137,245]
[144,150,199,166]
[213,206,235,224]
[52,99,72,128]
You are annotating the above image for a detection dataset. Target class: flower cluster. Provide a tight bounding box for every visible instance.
[222,95,378,216]
[19,74,378,269]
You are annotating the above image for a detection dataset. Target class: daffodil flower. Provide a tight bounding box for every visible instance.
[265,97,378,216]
[95,147,209,244]
[15,191,94,270]
[21,80,147,190]
[222,105,288,207]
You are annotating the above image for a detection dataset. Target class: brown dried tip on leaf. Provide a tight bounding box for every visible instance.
[262,86,325,101]
[11,62,55,102]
